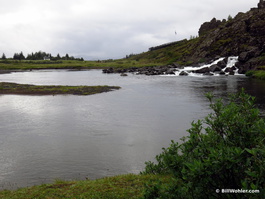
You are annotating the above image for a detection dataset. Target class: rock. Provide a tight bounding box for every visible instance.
[210,64,222,72]
[128,67,138,73]
[194,67,210,73]
[224,67,234,73]
[217,60,227,69]
[179,71,189,76]
[102,68,114,73]
[165,68,176,75]
[172,63,184,69]
[238,51,254,62]
[237,62,252,74]
[258,0,265,9]
[229,71,235,75]
[120,73,128,76]
[203,72,214,76]
[219,71,226,75]
[199,18,222,36]
[116,69,126,73]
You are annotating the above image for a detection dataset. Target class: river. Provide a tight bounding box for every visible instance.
[0,70,265,189]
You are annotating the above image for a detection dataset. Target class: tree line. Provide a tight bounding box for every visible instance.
[1,51,84,61]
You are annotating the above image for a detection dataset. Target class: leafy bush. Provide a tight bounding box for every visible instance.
[142,90,265,198]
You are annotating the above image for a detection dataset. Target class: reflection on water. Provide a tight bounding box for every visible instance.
[0,70,264,189]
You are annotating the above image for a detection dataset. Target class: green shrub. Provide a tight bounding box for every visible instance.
[142,90,265,198]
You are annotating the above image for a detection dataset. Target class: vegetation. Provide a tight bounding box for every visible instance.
[0,82,120,96]
[0,59,163,71]
[126,38,201,65]
[142,90,265,198]
[12,51,84,61]
[0,174,170,199]
[246,68,265,80]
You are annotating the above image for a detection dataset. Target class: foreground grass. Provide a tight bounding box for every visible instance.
[0,174,170,199]
[0,82,120,95]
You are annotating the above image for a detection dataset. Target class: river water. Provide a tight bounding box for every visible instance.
[0,70,265,189]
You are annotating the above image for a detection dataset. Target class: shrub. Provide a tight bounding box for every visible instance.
[142,90,265,198]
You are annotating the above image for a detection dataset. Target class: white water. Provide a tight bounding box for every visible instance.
[164,56,239,77]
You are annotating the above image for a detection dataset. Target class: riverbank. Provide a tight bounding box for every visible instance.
[0,59,162,71]
[246,67,265,80]
[0,82,120,95]
[0,174,170,199]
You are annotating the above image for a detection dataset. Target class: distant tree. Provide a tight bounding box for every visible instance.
[56,53,61,59]
[19,52,25,60]
[1,53,6,59]
[26,53,34,60]
[13,53,20,60]
[65,53,69,60]
[227,14,233,21]
[13,52,25,60]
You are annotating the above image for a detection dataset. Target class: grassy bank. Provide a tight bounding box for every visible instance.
[0,59,163,71]
[0,82,120,96]
[245,67,265,80]
[0,174,170,199]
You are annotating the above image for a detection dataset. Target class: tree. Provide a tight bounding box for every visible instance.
[1,53,6,59]
[228,14,233,21]
[13,52,25,60]
[143,90,265,198]
[13,53,19,60]
[56,53,61,59]
[19,52,25,60]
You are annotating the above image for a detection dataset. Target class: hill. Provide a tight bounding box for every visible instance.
[127,0,265,75]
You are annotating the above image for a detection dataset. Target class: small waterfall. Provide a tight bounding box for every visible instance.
[171,56,239,77]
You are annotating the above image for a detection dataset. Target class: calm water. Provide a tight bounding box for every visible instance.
[0,70,265,189]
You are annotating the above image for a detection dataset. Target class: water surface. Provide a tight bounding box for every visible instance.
[0,70,264,189]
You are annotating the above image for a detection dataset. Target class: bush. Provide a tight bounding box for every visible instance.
[142,90,265,198]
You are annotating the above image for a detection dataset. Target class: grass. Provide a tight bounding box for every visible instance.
[0,82,120,96]
[0,59,163,71]
[245,68,265,80]
[0,174,170,199]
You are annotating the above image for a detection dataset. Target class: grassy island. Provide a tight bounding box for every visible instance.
[0,82,120,96]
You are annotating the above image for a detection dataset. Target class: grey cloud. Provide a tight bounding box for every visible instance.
[0,0,259,60]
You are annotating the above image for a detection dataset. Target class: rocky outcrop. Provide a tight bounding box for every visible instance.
[119,1,265,75]
[199,18,222,36]
[258,0,265,9]
[186,1,265,73]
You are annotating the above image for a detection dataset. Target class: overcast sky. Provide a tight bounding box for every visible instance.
[0,0,258,60]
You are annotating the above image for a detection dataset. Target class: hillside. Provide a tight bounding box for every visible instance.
[128,0,265,74]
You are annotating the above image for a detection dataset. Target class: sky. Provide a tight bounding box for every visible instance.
[0,0,259,60]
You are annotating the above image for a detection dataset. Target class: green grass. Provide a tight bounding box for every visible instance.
[246,68,265,80]
[0,59,163,71]
[0,82,120,95]
[127,38,200,65]
[0,174,170,199]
